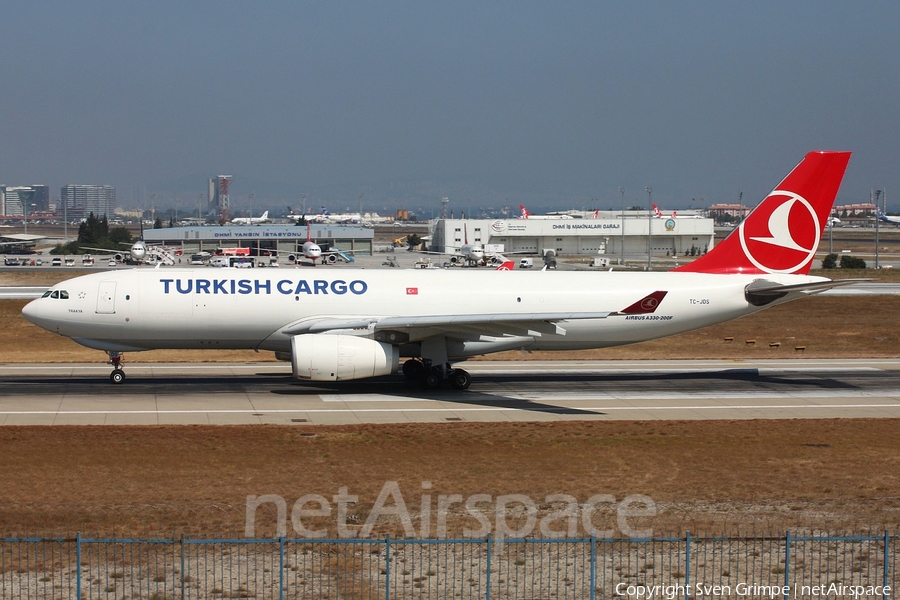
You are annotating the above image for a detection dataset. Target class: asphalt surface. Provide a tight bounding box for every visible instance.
[1,359,899,425]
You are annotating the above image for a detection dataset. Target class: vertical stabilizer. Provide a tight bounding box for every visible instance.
[674,151,851,275]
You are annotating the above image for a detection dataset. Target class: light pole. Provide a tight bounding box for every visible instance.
[619,187,625,264]
[645,186,653,270]
[875,189,882,270]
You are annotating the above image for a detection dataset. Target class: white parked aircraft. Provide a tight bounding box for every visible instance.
[24,152,859,388]
[231,211,270,225]
[878,211,900,226]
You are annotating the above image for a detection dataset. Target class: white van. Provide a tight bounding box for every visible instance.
[519,258,533,268]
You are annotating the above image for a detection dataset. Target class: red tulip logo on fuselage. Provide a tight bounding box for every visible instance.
[640,297,659,311]
[739,191,820,274]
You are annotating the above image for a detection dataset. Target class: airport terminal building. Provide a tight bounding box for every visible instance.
[431,213,715,259]
[142,224,374,256]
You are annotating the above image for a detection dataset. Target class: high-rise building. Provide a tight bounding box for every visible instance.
[61,184,116,220]
[0,186,35,216]
[30,185,50,212]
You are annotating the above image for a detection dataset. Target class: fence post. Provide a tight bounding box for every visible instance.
[486,534,492,600]
[278,536,285,600]
[385,535,391,600]
[590,535,596,600]
[685,531,691,600]
[884,531,890,600]
[75,532,82,600]
[784,531,791,600]
[180,535,186,600]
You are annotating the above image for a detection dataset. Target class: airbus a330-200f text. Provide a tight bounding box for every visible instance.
[23,151,857,389]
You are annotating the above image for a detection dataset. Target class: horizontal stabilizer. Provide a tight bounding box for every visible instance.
[744,278,871,306]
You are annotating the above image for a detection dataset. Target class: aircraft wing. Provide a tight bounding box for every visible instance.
[79,246,122,254]
[282,310,615,339]
[282,291,667,339]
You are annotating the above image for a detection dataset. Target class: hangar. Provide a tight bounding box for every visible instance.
[430,213,715,261]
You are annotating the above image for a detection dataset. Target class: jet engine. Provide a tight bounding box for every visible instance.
[291,334,399,381]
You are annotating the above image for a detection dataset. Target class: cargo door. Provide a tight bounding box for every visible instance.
[96,281,117,314]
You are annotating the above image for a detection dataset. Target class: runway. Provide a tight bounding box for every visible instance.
[1,359,899,425]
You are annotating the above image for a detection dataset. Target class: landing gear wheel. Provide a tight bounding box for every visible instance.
[402,359,426,380]
[422,370,442,390]
[448,369,471,390]
[110,369,125,384]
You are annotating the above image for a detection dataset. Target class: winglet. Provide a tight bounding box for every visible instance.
[674,151,851,275]
[619,291,668,314]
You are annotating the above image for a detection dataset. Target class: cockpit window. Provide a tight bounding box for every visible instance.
[50,291,59,299]
[41,291,52,298]
[45,290,69,299]
[60,291,69,299]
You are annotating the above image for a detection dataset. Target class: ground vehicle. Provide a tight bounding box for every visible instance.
[210,256,255,268]
[51,258,62,267]
[519,258,533,268]
[4,257,21,266]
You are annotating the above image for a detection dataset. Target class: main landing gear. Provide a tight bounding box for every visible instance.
[402,359,471,390]
[108,352,125,384]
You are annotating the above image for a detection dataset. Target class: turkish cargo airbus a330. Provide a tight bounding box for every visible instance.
[24,151,856,388]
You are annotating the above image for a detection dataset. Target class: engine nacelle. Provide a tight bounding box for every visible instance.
[291,334,399,381]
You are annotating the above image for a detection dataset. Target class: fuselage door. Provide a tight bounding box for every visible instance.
[96,281,117,314]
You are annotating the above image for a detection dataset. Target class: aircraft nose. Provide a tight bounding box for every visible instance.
[21,298,46,327]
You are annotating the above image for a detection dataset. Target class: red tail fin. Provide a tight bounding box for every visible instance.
[674,151,851,275]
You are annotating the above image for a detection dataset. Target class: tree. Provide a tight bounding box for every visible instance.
[153,218,163,229]
[821,253,838,269]
[840,255,866,269]
[406,233,422,250]
[51,213,132,255]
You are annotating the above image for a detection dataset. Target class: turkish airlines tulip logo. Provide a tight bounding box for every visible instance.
[640,297,659,311]
[739,191,820,273]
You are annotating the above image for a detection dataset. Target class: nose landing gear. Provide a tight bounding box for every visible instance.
[108,352,126,384]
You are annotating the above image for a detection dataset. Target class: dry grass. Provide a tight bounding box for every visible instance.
[0,421,898,537]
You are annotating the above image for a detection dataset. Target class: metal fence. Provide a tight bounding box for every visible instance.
[0,533,895,599]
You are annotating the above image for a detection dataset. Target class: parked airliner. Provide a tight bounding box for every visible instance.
[23,152,858,389]
[231,211,270,225]
[878,211,900,226]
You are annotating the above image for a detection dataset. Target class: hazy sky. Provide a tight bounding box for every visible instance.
[2,2,899,214]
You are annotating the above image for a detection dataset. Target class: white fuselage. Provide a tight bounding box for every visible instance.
[22,267,824,359]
